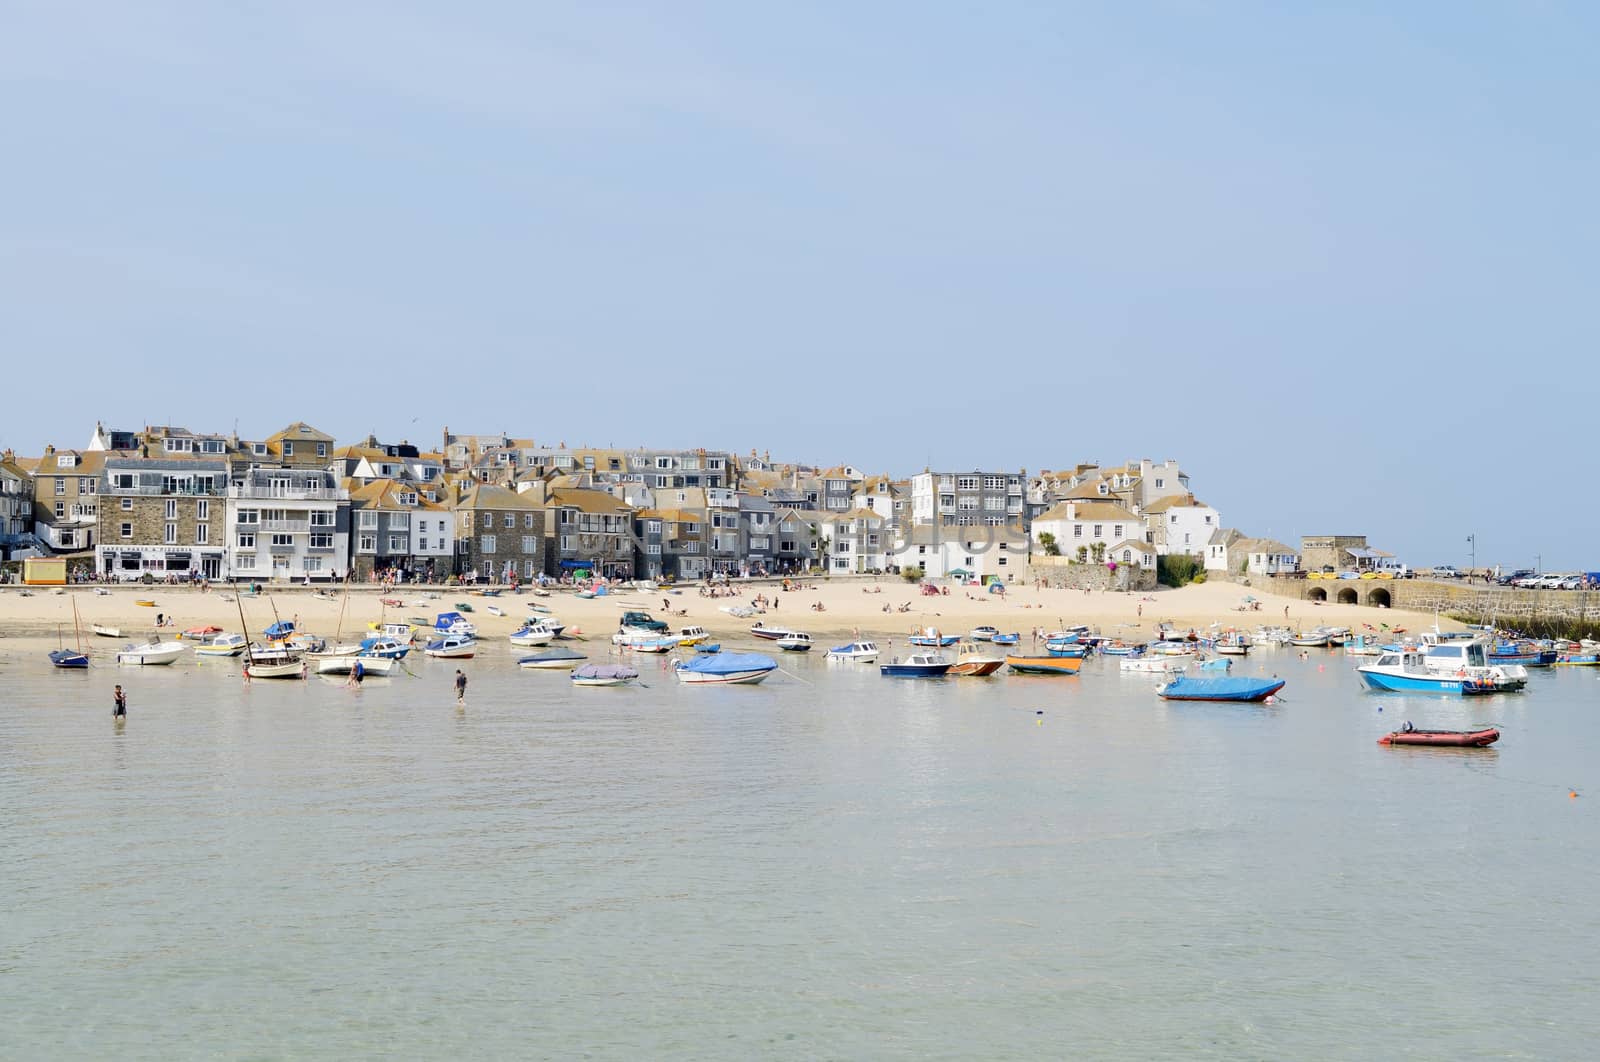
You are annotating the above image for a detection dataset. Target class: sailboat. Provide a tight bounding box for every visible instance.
[49,596,89,669]
[307,573,364,674]
[238,589,305,680]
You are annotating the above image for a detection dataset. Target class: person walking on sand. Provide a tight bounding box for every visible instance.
[455,669,468,706]
[113,684,127,719]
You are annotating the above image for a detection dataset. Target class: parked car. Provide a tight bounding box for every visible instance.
[1431,565,1461,579]
[1497,569,1535,586]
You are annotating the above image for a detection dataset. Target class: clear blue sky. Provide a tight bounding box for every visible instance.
[2,3,1594,569]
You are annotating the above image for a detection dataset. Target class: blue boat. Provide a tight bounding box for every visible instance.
[358,635,411,660]
[1045,642,1090,658]
[263,620,296,639]
[433,611,477,636]
[1157,676,1284,702]
[1198,658,1232,672]
[908,629,960,647]
[1488,642,1557,667]
[49,648,89,669]
[695,643,722,653]
[1357,642,1524,695]
[991,632,1020,646]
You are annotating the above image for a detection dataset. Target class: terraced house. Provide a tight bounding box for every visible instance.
[224,468,349,583]
[348,480,454,581]
[0,453,34,560]
[451,483,545,583]
[26,447,104,555]
[96,454,228,580]
[544,486,635,579]
[910,469,1026,528]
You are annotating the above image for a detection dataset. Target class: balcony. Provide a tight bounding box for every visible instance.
[261,520,309,533]
[268,542,297,554]
[228,485,343,501]
[108,484,223,496]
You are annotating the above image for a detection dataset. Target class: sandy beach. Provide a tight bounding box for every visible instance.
[0,577,1456,659]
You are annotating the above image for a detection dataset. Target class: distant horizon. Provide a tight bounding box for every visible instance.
[3,4,1593,569]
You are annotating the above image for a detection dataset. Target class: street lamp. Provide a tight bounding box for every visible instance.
[1467,533,1475,575]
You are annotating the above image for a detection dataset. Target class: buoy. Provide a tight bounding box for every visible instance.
[1317,664,1325,672]
[1572,791,1580,799]
[1264,696,1277,705]
[1377,705,1384,712]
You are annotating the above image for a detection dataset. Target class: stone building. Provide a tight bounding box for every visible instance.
[451,483,545,583]
[28,448,105,554]
[96,456,229,580]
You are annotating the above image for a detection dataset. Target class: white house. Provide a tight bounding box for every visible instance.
[898,524,1026,580]
[225,468,349,582]
[826,507,889,573]
[1205,528,1245,572]
[1141,494,1221,557]
[1107,538,1158,573]
[1030,500,1144,560]
[1239,537,1299,576]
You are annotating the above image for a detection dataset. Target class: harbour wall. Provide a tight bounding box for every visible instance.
[1247,575,1600,623]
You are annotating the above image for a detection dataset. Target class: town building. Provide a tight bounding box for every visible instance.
[0,454,36,560]
[224,467,348,583]
[97,455,229,580]
[1029,500,1146,561]
[347,480,454,581]
[909,469,1026,528]
[28,447,105,554]
[545,486,635,579]
[1141,494,1221,557]
[450,483,545,583]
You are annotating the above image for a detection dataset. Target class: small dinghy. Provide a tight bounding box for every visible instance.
[1156,676,1285,702]
[519,647,587,670]
[1378,725,1500,747]
[92,624,121,638]
[571,664,637,687]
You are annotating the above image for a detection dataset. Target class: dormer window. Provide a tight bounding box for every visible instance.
[252,443,268,456]
[283,441,295,457]
[56,454,75,468]
[400,493,417,506]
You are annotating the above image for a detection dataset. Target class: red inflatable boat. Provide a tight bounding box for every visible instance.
[1378,727,1500,747]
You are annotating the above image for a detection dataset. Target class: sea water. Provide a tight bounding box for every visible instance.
[2,646,1597,1059]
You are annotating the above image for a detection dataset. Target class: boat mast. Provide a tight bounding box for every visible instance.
[235,587,255,667]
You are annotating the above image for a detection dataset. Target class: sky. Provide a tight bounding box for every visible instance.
[2,2,1595,570]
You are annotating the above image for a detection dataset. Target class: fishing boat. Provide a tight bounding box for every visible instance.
[368,621,417,641]
[1120,655,1187,674]
[193,632,248,657]
[908,627,960,647]
[1005,654,1083,675]
[1148,640,1198,657]
[91,623,121,639]
[433,611,477,637]
[116,639,185,666]
[950,642,1004,676]
[749,623,790,641]
[358,635,411,660]
[1555,652,1600,666]
[1488,641,1558,667]
[518,647,587,670]
[619,633,679,653]
[879,652,952,678]
[991,632,1021,647]
[776,632,813,652]
[968,626,999,642]
[1098,641,1141,656]
[826,641,880,663]
[1378,725,1500,747]
[1344,634,1385,657]
[1214,631,1252,656]
[1156,676,1285,702]
[572,664,638,687]
[509,624,556,647]
[49,596,90,669]
[1198,658,1232,672]
[1356,648,1522,695]
[676,626,710,646]
[1045,641,1090,659]
[180,625,222,641]
[1289,630,1331,648]
[676,652,779,685]
[423,635,477,659]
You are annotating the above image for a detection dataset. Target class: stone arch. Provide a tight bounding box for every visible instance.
[1307,586,1328,602]
[1337,587,1359,605]
[1367,587,1392,608]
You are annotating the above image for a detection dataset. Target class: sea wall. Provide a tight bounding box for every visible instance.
[1024,557,1157,593]
[1253,575,1600,623]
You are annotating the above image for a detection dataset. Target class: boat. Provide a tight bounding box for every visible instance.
[1214,631,1252,656]
[1120,655,1187,674]
[1045,641,1090,659]
[485,605,503,617]
[518,647,587,670]
[749,623,790,641]
[950,642,1004,676]
[1356,647,1522,695]
[1148,640,1198,656]
[1289,631,1331,648]
[826,641,880,663]
[1198,658,1232,672]
[50,596,89,669]
[423,635,477,658]
[968,626,999,642]
[776,632,813,652]
[1378,726,1500,747]
[358,635,411,660]
[433,611,477,637]
[1156,676,1286,702]
[509,624,556,647]
[193,632,249,657]
[1555,652,1600,666]
[1006,654,1083,675]
[695,643,722,653]
[180,625,222,640]
[1344,634,1385,657]
[1488,641,1558,667]
[91,623,121,638]
[134,599,156,608]
[618,633,679,653]
[572,664,638,687]
[677,652,779,685]
[677,626,710,646]
[314,653,396,677]
[243,658,306,679]
[368,621,417,641]
[1098,641,1141,656]
[879,652,952,678]
[908,627,960,647]
[991,632,1021,646]
[116,639,186,666]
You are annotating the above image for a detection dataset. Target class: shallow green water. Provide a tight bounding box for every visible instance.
[3,644,1597,1059]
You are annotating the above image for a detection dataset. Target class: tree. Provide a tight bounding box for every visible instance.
[1090,541,1107,563]
[1039,532,1060,557]
[1076,545,1089,563]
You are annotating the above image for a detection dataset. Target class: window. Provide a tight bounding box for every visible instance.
[1155,479,1164,489]
[202,439,224,454]
[524,513,535,529]
[647,544,661,555]
[316,442,327,458]
[504,513,515,529]
[196,500,209,520]
[164,523,177,544]
[957,476,980,490]
[165,499,177,519]
[252,443,268,456]
[481,534,496,553]
[983,497,1003,511]
[998,556,1007,565]
[1093,524,1103,538]
[54,478,65,496]
[358,511,378,529]
[483,513,493,528]
[83,479,95,495]
[237,509,258,525]
[1123,549,1132,562]
[237,533,255,548]
[1205,515,1213,524]
[1114,525,1123,539]
[358,534,376,553]
[271,534,293,547]
[196,524,208,544]
[522,536,537,553]
[303,557,322,572]
[114,474,134,490]
[982,476,1003,489]
[388,535,405,551]
[236,555,256,571]
[312,533,334,549]
[54,502,64,518]
[283,441,294,457]
[310,510,333,527]
[121,523,132,538]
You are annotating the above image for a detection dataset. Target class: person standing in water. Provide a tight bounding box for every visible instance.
[454,669,468,706]
[113,685,127,719]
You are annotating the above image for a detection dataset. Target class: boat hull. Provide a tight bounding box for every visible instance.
[1379,727,1500,747]
[676,669,774,684]
[49,650,89,669]
[116,643,185,666]
[244,660,306,679]
[878,664,951,678]
[1157,678,1285,702]
[1005,655,1083,675]
[950,659,1004,676]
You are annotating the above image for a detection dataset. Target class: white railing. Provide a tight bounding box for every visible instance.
[228,485,344,501]
[261,520,309,533]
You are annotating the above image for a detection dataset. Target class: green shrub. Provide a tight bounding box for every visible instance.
[1158,555,1205,588]
[901,565,924,583]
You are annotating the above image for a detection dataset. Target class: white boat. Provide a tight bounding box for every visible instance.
[572,664,638,687]
[1120,655,1188,673]
[1252,626,1292,646]
[776,632,813,652]
[486,605,503,617]
[1289,630,1330,647]
[423,635,477,659]
[1148,640,1198,656]
[676,652,779,685]
[1214,632,1252,656]
[617,633,678,653]
[826,641,880,663]
[369,622,417,641]
[509,624,556,647]
[92,623,121,639]
[879,652,953,678]
[193,632,248,657]
[968,626,999,642]
[519,648,587,670]
[243,657,306,679]
[677,626,710,646]
[116,640,185,666]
